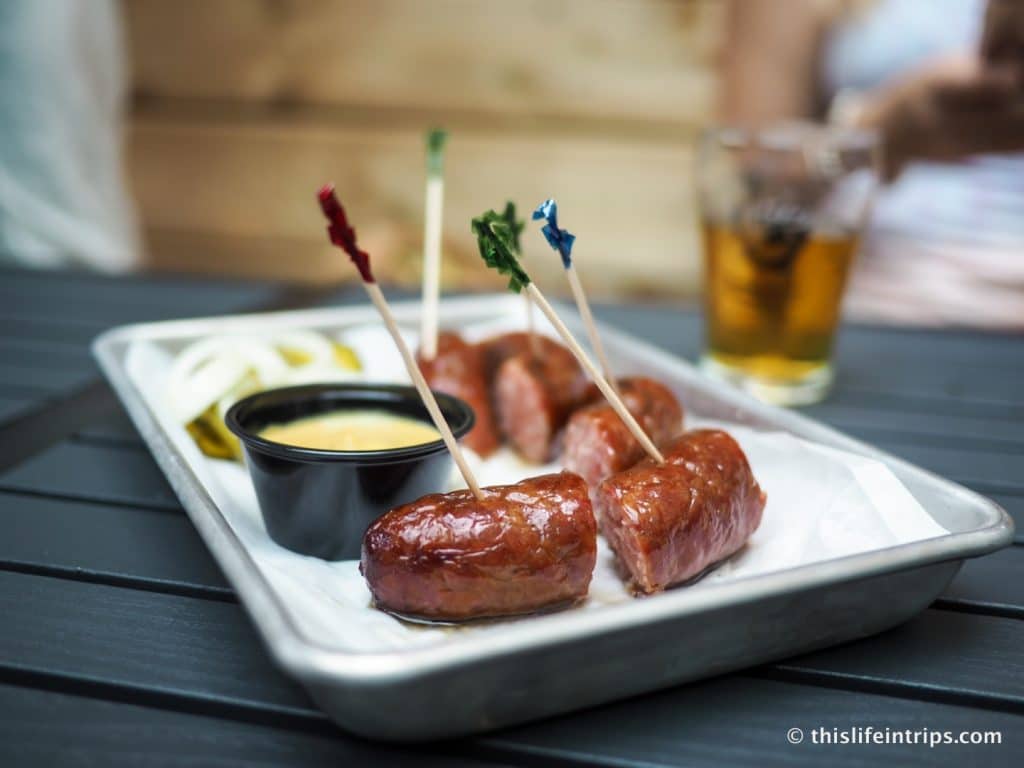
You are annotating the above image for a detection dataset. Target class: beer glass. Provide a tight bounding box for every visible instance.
[696,122,878,405]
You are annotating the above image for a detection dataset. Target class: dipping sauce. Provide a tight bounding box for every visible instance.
[259,409,441,451]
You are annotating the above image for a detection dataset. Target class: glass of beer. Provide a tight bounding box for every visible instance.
[696,122,878,405]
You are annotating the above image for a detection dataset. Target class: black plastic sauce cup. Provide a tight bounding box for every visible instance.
[226,383,474,561]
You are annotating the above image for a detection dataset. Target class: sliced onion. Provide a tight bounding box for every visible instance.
[169,331,364,436]
[172,336,288,386]
[275,364,363,387]
[168,336,287,424]
[168,353,250,424]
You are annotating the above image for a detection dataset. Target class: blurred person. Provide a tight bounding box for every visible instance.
[723,0,1024,327]
[0,0,139,271]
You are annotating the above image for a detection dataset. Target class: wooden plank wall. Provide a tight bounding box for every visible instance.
[123,0,724,297]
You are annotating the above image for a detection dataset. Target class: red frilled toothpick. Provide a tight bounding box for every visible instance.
[318,184,374,283]
[317,184,483,499]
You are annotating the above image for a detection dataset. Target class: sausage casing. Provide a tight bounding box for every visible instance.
[596,429,765,594]
[562,377,684,488]
[361,471,597,621]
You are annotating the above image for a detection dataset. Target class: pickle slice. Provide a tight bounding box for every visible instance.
[186,405,237,460]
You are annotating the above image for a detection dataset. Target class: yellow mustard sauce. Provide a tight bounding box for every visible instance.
[259,409,440,451]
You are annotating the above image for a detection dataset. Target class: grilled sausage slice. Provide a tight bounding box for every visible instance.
[480,331,544,378]
[362,471,596,621]
[417,331,500,457]
[562,377,684,488]
[482,333,587,463]
[597,430,765,594]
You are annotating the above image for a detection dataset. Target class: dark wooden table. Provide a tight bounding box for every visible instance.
[1,267,1021,766]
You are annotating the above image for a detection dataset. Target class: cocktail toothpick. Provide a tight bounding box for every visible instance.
[472,209,664,464]
[499,201,539,358]
[419,129,447,361]
[533,198,618,395]
[319,184,483,498]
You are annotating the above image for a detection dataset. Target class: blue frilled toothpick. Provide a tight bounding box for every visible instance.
[532,199,617,392]
[532,199,576,268]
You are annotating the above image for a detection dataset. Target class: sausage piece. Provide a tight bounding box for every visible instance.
[417,331,500,457]
[484,334,588,462]
[479,331,542,378]
[596,430,765,594]
[562,377,684,488]
[362,471,597,621]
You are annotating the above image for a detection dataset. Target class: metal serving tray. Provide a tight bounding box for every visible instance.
[93,294,1014,741]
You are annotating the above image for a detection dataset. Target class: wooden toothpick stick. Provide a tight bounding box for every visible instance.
[473,209,664,464]
[419,129,447,361]
[533,199,617,393]
[565,266,615,391]
[523,292,540,358]
[525,283,663,464]
[320,184,483,498]
[363,282,482,497]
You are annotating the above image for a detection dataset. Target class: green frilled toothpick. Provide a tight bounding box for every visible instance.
[500,201,524,250]
[420,129,447,361]
[471,208,530,291]
[472,204,540,354]
[472,208,664,465]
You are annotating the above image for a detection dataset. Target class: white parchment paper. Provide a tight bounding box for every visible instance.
[124,319,949,654]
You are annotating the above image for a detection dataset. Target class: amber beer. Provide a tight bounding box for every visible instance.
[697,123,876,403]
[702,217,858,390]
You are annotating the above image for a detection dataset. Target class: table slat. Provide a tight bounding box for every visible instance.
[0,313,113,344]
[804,402,1024,450]
[0,267,280,317]
[870,442,1024,495]
[4,598,1019,768]
[0,684,500,768]
[0,365,97,395]
[2,570,1023,737]
[0,343,93,375]
[477,676,1020,768]
[0,571,313,717]
[834,358,1024,407]
[75,409,144,446]
[592,305,1024,412]
[0,492,230,597]
[0,442,181,511]
[0,396,37,425]
[770,608,1024,707]
[938,546,1024,618]
[0,267,287,414]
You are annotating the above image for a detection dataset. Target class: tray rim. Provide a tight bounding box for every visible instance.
[92,293,1015,688]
